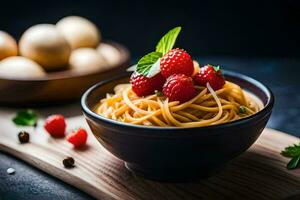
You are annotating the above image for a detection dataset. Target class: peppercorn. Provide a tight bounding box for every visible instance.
[18,131,30,144]
[63,157,75,168]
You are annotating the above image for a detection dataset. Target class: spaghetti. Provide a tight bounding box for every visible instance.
[94,81,262,127]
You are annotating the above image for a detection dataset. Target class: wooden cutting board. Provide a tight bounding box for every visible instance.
[0,104,300,200]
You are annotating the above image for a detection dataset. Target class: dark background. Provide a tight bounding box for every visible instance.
[0,0,299,58]
[1,1,300,199]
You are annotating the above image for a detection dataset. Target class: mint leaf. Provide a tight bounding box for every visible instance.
[287,155,300,170]
[135,27,181,77]
[281,143,300,170]
[136,52,162,76]
[213,65,220,72]
[12,110,38,126]
[156,27,181,55]
[147,59,161,77]
[281,143,300,158]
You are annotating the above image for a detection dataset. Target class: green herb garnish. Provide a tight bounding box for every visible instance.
[136,26,181,77]
[156,27,181,55]
[155,90,163,97]
[281,143,300,170]
[239,106,246,114]
[281,143,300,157]
[136,52,162,76]
[12,110,38,126]
[287,155,300,170]
[213,65,220,72]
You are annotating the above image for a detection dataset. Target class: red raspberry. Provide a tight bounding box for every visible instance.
[67,128,88,148]
[194,65,225,90]
[130,72,165,97]
[44,114,66,138]
[162,74,196,102]
[160,48,194,78]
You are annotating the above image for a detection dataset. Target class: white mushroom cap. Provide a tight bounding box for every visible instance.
[56,16,101,49]
[69,48,109,73]
[97,43,121,66]
[0,31,18,60]
[19,24,71,71]
[0,56,45,78]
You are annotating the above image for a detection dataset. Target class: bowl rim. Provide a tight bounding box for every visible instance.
[81,70,274,130]
[0,41,130,81]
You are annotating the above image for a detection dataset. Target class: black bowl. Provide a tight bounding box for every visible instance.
[81,70,274,182]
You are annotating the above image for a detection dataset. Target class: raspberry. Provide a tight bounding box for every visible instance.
[162,74,196,102]
[160,48,194,78]
[67,128,88,148]
[44,114,66,138]
[194,65,225,90]
[130,72,165,97]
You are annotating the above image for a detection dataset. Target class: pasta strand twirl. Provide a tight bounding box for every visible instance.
[94,81,262,127]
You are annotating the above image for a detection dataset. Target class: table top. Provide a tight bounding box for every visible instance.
[1,57,299,200]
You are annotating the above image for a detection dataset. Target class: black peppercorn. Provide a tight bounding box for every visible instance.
[63,157,75,168]
[18,131,30,144]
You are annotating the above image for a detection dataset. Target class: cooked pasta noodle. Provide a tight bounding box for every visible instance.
[94,81,262,127]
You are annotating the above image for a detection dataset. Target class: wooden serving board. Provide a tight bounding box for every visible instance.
[0,104,300,200]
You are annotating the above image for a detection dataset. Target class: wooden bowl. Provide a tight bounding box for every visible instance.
[0,41,130,106]
[81,71,274,182]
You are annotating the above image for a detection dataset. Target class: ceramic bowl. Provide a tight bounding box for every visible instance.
[81,70,274,182]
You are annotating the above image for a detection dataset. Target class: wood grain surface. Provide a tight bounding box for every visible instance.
[0,105,300,200]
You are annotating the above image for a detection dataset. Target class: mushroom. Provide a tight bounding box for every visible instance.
[97,43,121,66]
[69,48,108,73]
[0,31,18,60]
[0,56,45,78]
[56,16,101,49]
[19,24,71,71]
